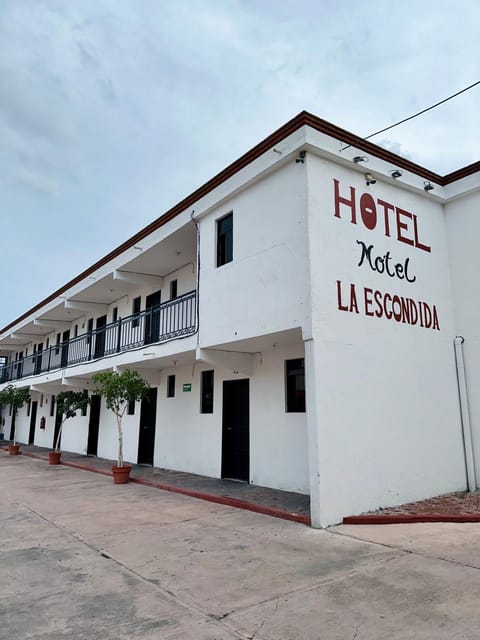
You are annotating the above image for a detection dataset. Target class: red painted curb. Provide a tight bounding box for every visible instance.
[4,449,310,526]
[343,514,480,524]
[129,475,311,526]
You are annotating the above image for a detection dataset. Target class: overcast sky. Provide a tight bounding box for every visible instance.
[1,0,479,329]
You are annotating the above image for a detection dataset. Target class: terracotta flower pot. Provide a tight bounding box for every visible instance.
[49,451,62,465]
[112,464,132,484]
[8,444,20,455]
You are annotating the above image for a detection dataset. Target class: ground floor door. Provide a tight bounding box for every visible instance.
[87,395,101,456]
[53,404,62,449]
[222,379,250,482]
[137,388,157,465]
[28,401,38,444]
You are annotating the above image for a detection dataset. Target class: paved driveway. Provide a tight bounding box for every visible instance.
[1,453,480,639]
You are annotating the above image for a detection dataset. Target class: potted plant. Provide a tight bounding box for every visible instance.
[49,390,90,464]
[91,369,150,483]
[0,385,31,454]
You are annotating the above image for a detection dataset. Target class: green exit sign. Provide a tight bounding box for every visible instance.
[183,383,192,392]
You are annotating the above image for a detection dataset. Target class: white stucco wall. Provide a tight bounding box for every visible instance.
[154,344,309,493]
[96,398,141,464]
[199,161,310,347]
[250,344,309,493]
[445,189,480,484]
[306,155,466,526]
[33,393,56,448]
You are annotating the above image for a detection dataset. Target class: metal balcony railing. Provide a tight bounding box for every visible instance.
[1,290,197,383]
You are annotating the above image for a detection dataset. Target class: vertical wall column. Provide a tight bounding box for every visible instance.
[304,337,322,527]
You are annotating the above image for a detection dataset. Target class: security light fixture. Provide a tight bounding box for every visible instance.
[424,181,434,192]
[391,169,403,179]
[353,155,368,163]
[364,173,376,186]
[295,150,306,164]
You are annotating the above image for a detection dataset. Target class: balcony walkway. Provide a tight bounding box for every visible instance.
[0,441,311,526]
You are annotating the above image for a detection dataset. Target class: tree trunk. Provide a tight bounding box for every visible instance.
[116,413,123,467]
[54,420,65,451]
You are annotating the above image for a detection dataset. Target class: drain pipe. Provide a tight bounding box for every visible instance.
[454,336,477,492]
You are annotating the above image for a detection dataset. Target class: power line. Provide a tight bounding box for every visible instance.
[341,80,480,151]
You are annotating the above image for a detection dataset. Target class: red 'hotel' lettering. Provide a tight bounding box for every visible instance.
[334,179,431,253]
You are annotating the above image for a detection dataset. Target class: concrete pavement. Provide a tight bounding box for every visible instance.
[2,452,480,639]
[4,442,310,524]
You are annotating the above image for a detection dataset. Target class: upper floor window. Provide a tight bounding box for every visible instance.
[112,307,118,323]
[285,358,306,413]
[132,296,141,328]
[217,213,233,267]
[86,319,94,345]
[170,280,178,300]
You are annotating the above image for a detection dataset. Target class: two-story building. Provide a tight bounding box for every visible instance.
[1,111,479,527]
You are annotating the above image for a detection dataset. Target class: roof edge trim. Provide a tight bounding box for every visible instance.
[1,111,479,335]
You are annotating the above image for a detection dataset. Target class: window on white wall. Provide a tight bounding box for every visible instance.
[81,390,88,416]
[216,213,233,267]
[167,375,175,398]
[285,359,306,413]
[132,297,141,328]
[170,280,178,300]
[201,370,214,413]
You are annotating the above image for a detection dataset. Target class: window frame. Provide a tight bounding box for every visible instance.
[200,370,214,414]
[167,374,176,398]
[285,358,306,413]
[132,296,141,328]
[216,212,233,267]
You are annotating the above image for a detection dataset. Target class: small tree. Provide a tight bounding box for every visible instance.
[54,391,90,451]
[91,370,150,467]
[0,384,31,445]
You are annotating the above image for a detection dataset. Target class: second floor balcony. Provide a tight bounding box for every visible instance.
[1,290,197,384]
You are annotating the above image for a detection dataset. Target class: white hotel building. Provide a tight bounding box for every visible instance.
[1,112,479,527]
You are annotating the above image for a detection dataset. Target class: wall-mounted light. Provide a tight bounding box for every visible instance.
[364,173,376,186]
[391,169,403,179]
[424,181,434,192]
[353,156,368,163]
[295,150,306,164]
